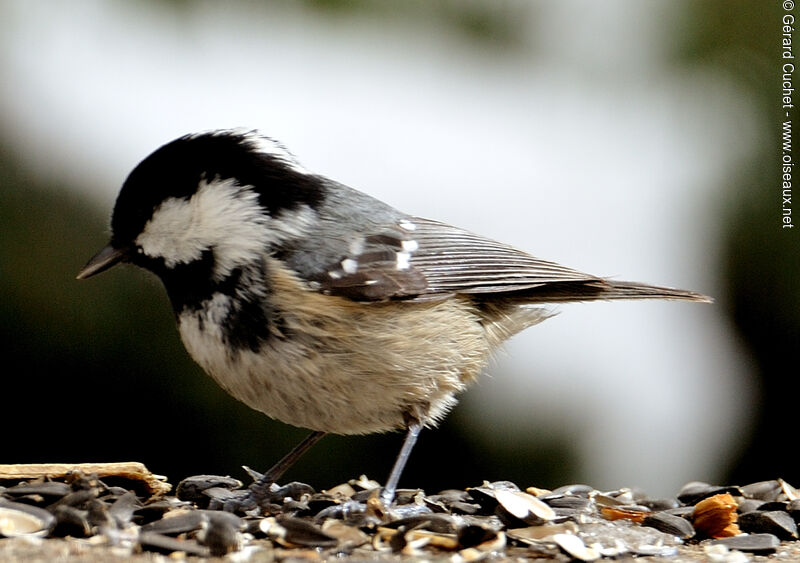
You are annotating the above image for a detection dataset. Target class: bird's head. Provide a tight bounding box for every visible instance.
[77,130,324,298]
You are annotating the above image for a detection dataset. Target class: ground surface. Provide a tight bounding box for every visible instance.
[1,463,798,562]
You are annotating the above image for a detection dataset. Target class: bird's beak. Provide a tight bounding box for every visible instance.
[76,244,128,280]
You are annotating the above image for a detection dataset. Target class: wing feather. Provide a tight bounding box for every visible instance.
[300,215,708,303]
[407,217,601,294]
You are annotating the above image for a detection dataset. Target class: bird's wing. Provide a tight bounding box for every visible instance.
[404,217,598,296]
[298,216,707,303]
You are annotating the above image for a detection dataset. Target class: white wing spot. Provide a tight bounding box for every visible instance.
[401,239,419,252]
[399,220,417,231]
[341,258,359,274]
[396,251,411,270]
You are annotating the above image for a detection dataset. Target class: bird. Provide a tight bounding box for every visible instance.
[77,128,710,505]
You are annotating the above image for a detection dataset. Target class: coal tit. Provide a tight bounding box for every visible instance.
[78,129,710,503]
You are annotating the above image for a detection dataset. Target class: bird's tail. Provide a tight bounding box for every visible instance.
[589,279,711,302]
[506,279,712,304]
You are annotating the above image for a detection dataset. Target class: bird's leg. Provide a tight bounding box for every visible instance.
[248,430,327,502]
[380,419,423,505]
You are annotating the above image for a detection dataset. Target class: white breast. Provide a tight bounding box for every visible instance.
[175,263,498,435]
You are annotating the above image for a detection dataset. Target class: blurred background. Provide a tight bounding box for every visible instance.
[1,0,796,498]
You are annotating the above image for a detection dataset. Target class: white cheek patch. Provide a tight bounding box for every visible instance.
[136,178,270,277]
[136,177,318,279]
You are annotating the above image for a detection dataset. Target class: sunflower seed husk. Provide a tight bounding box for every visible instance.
[553,533,600,561]
[737,498,766,513]
[495,489,555,524]
[139,531,210,556]
[738,510,798,540]
[175,475,242,503]
[678,482,741,505]
[642,511,695,539]
[741,480,783,501]
[780,478,799,501]
[348,475,381,491]
[3,482,71,499]
[639,497,680,511]
[323,482,356,499]
[458,529,505,561]
[0,505,54,538]
[550,484,593,497]
[787,498,800,522]
[197,511,243,556]
[457,523,498,548]
[141,510,206,535]
[106,491,139,527]
[506,521,579,543]
[271,515,338,547]
[710,532,781,554]
[384,513,460,534]
[542,494,592,510]
[320,518,370,546]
